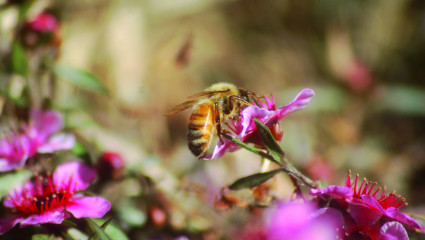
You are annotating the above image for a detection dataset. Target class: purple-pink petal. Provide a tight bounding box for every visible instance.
[19,207,67,227]
[204,138,239,160]
[378,221,409,240]
[275,88,315,119]
[239,106,271,137]
[37,133,75,153]
[347,201,383,228]
[66,196,111,218]
[310,185,353,199]
[0,158,23,172]
[0,215,23,235]
[360,195,386,213]
[53,161,96,191]
[384,207,421,229]
[31,109,64,141]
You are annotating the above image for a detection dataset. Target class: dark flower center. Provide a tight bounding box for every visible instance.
[8,174,75,214]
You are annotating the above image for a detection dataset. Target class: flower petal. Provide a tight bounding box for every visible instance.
[378,221,409,240]
[239,106,272,137]
[310,185,353,199]
[347,200,382,228]
[31,109,63,140]
[66,196,111,218]
[37,133,75,153]
[361,195,386,213]
[385,207,421,230]
[203,138,239,160]
[0,158,23,172]
[276,88,315,119]
[0,215,23,234]
[19,207,67,227]
[53,161,96,191]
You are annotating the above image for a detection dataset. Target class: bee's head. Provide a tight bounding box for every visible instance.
[239,89,252,103]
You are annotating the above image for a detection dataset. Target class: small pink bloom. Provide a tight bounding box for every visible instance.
[28,13,58,33]
[203,88,315,159]
[0,161,111,234]
[310,172,421,238]
[0,110,75,172]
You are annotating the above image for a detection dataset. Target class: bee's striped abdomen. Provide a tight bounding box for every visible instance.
[187,103,214,158]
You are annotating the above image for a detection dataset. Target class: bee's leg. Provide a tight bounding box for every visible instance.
[214,102,224,145]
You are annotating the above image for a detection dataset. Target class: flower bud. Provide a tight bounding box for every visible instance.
[21,13,61,49]
[269,123,283,142]
[97,152,125,181]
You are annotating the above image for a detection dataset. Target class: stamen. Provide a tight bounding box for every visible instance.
[366,182,376,195]
[353,174,359,193]
[345,171,352,188]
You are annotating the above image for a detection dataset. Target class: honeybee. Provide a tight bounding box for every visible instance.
[166,82,258,158]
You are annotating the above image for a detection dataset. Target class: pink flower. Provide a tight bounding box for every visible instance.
[28,13,58,33]
[265,202,342,240]
[0,161,111,234]
[310,172,421,238]
[0,110,75,172]
[203,88,315,159]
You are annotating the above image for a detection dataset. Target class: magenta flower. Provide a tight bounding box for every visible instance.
[310,172,421,238]
[0,109,75,172]
[0,161,111,234]
[265,201,342,240]
[203,88,315,159]
[28,13,58,33]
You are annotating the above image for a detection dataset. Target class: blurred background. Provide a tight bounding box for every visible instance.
[1,0,425,239]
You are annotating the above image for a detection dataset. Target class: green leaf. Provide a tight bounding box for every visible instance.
[222,134,273,160]
[92,219,129,240]
[117,203,146,227]
[375,85,425,116]
[67,228,89,240]
[54,65,108,94]
[62,219,78,228]
[12,42,28,76]
[71,141,88,156]
[99,218,113,230]
[32,234,54,240]
[0,170,32,198]
[87,218,111,240]
[254,118,284,164]
[229,169,283,190]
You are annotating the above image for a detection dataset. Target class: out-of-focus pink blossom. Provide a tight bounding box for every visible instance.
[27,13,58,33]
[310,172,421,238]
[265,202,343,240]
[306,156,335,182]
[0,161,111,234]
[344,60,373,93]
[203,88,314,159]
[0,110,75,172]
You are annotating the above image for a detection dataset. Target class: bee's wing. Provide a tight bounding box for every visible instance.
[186,89,230,100]
[165,89,230,116]
[164,99,198,116]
